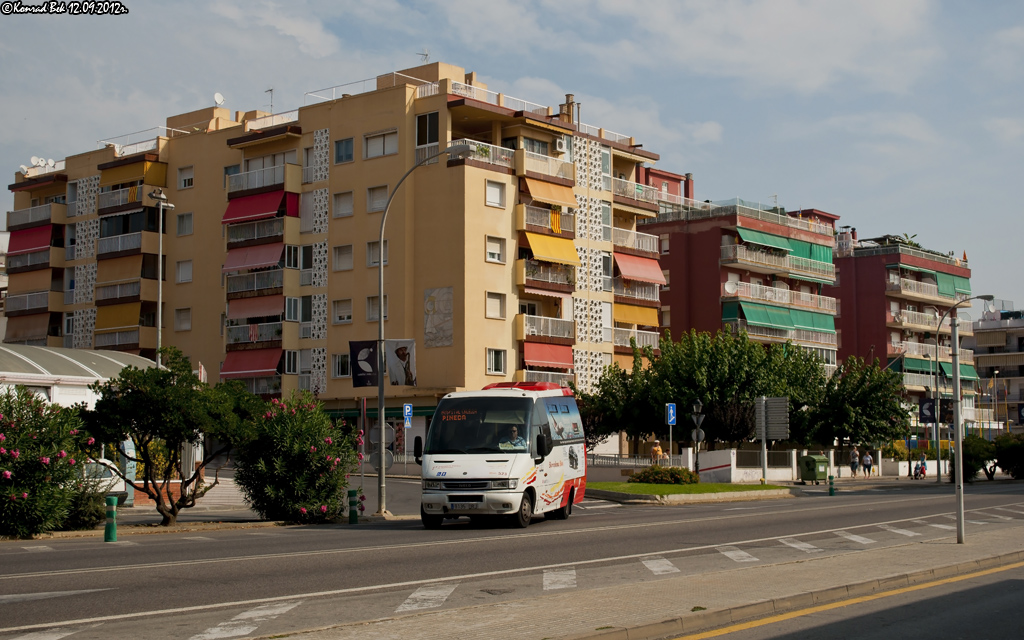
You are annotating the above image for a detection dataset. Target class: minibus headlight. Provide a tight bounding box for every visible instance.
[491,479,518,489]
[423,480,442,490]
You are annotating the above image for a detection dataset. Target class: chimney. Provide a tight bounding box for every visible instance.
[684,173,694,200]
[559,94,576,124]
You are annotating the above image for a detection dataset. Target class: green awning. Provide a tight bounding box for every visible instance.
[811,313,836,334]
[960,364,979,380]
[737,228,791,252]
[953,276,971,295]
[764,305,795,330]
[792,239,833,263]
[722,301,739,320]
[939,362,954,377]
[936,273,956,298]
[789,239,811,259]
[790,309,816,331]
[904,358,932,373]
[789,273,831,286]
[739,302,794,330]
[888,263,937,278]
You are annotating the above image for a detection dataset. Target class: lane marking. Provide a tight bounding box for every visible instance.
[0,589,112,605]
[718,546,758,563]
[942,514,990,526]
[395,584,457,612]
[576,503,622,510]
[671,560,1024,639]
[913,519,955,531]
[22,546,53,553]
[9,628,81,640]
[878,524,920,537]
[184,537,214,541]
[188,601,302,640]
[642,557,681,575]
[779,538,822,553]
[995,507,1024,516]
[543,568,577,590]
[835,531,875,545]
[977,512,1013,521]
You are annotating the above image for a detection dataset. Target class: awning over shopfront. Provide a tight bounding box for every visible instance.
[524,232,580,266]
[220,349,282,379]
[613,253,667,285]
[736,228,791,252]
[7,225,52,256]
[613,303,659,327]
[523,343,573,370]
[222,192,286,224]
[4,314,50,342]
[227,295,285,320]
[522,178,578,209]
[95,302,140,332]
[222,243,284,273]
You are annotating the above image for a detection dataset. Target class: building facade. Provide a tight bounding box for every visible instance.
[965,304,1024,435]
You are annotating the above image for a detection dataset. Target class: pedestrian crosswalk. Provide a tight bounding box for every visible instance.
[835,530,876,545]
[780,538,823,553]
[396,584,458,612]
[718,546,759,563]
[642,556,682,574]
[543,568,577,590]
[188,601,302,640]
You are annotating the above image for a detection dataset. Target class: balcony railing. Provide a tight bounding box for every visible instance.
[298,374,312,391]
[66,201,78,218]
[612,227,659,254]
[416,82,440,98]
[451,81,500,105]
[524,260,574,286]
[97,232,142,255]
[721,244,835,279]
[613,328,660,349]
[97,186,141,210]
[227,165,287,193]
[8,203,54,228]
[7,250,50,269]
[612,177,660,205]
[649,200,835,237]
[792,328,838,347]
[523,370,574,386]
[302,165,317,184]
[613,277,660,302]
[5,291,50,313]
[95,280,140,302]
[300,322,312,338]
[240,376,282,395]
[885,277,953,300]
[65,244,76,260]
[64,289,75,305]
[450,139,515,169]
[726,319,837,347]
[788,255,836,279]
[63,334,74,348]
[721,281,837,313]
[524,151,574,181]
[248,110,299,130]
[522,315,575,340]
[227,217,283,243]
[889,309,973,333]
[226,322,283,344]
[903,372,948,388]
[226,269,284,294]
[95,329,139,347]
[415,142,440,165]
[888,341,973,360]
[524,205,574,234]
[300,270,313,286]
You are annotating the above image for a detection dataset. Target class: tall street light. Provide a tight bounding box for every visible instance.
[374,142,472,516]
[148,189,174,368]
[937,293,993,544]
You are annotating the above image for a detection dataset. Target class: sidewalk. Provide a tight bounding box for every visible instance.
[261,519,1024,640]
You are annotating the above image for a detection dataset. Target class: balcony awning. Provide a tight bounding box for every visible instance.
[740,302,794,330]
[222,242,284,273]
[887,263,937,279]
[524,232,580,266]
[936,273,956,298]
[523,343,573,370]
[789,273,832,286]
[524,287,571,301]
[95,302,140,332]
[221,348,282,379]
[790,308,836,334]
[613,253,666,285]
[976,330,1006,347]
[222,191,285,224]
[4,314,50,342]
[960,364,979,380]
[7,269,52,294]
[7,225,52,256]
[613,303,659,327]
[227,295,285,320]
[903,358,933,374]
[736,228,791,252]
[522,178,577,209]
[953,276,971,295]
[97,255,143,284]
[975,352,1024,367]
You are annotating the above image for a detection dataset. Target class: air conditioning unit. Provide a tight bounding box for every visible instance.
[555,138,568,154]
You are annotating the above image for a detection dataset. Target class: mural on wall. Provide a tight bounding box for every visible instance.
[424,287,453,348]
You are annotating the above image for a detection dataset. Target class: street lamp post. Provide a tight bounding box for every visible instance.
[148,189,174,368]
[690,400,704,475]
[374,143,472,516]
[936,294,993,544]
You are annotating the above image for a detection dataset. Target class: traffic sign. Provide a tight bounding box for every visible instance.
[370,449,394,471]
[691,428,705,443]
[404,416,412,429]
[666,403,677,426]
[403,403,413,418]
[369,425,395,445]
[755,396,790,440]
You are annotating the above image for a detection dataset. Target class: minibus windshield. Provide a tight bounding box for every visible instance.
[424,397,534,454]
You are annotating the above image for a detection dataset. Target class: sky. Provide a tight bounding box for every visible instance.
[1,0,1022,310]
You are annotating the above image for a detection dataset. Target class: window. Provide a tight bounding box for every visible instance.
[602,251,613,291]
[486,292,506,319]
[660,234,669,254]
[501,136,519,150]
[177,212,193,237]
[416,112,439,146]
[285,297,299,322]
[332,299,353,324]
[485,236,506,263]
[519,301,538,316]
[333,245,353,271]
[366,295,389,322]
[485,180,505,208]
[332,354,351,378]
[285,350,299,375]
[600,146,611,190]
[367,186,388,212]
[333,191,353,218]
[366,240,389,267]
[63,313,74,336]
[602,301,613,342]
[523,137,549,155]
[364,130,398,159]
[661,306,671,329]
[177,166,194,189]
[176,260,192,283]
[285,245,299,269]
[300,245,313,271]
[174,308,192,331]
[486,348,506,375]
[662,270,670,291]
[334,138,354,164]
[223,164,241,188]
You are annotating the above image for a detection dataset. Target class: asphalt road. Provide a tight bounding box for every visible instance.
[1,483,1023,640]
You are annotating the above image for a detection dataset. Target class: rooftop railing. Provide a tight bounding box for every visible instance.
[247,110,299,131]
[649,200,835,237]
[501,94,548,115]
[577,122,601,137]
[98,126,185,157]
[603,129,631,145]
[451,81,500,105]
[305,72,433,104]
[21,160,66,178]
[853,243,967,268]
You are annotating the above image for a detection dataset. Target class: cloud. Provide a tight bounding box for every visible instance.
[984,117,1024,142]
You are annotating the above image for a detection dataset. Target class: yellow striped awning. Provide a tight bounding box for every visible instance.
[613,303,659,327]
[524,232,581,266]
[97,255,143,284]
[95,302,141,332]
[523,178,578,209]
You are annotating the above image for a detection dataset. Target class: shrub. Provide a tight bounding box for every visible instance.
[952,435,994,483]
[60,481,107,531]
[883,441,910,461]
[994,433,1024,479]
[628,465,700,485]
[234,392,359,523]
[0,387,90,538]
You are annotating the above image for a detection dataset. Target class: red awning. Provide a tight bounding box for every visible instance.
[284,192,299,218]
[227,295,285,320]
[524,287,571,301]
[222,243,284,273]
[7,225,52,256]
[220,349,282,379]
[222,192,285,224]
[614,252,667,285]
[523,343,574,370]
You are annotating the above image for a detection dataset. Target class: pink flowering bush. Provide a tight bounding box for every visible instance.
[233,392,358,524]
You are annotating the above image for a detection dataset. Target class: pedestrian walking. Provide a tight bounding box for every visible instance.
[862,451,873,477]
[849,447,860,478]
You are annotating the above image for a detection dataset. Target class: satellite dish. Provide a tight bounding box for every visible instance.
[214,92,225,106]
[724,281,738,295]
[46,159,55,167]
[19,165,28,173]
[986,302,997,314]
[30,156,39,166]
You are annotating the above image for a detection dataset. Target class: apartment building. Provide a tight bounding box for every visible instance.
[825,233,986,436]
[641,191,840,372]
[965,303,1024,434]
[4,61,668,430]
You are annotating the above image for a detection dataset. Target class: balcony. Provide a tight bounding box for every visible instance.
[97,186,142,213]
[613,328,660,349]
[97,232,142,256]
[518,370,574,386]
[95,329,140,348]
[613,277,659,303]
[612,227,659,256]
[721,281,837,314]
[887,310,972,334]
[66,201,78,218]
[240,376,283,396]
[65,243,76,261]
[5,291,54,314]
[95,280,142,303]
[720,244,835,281]
[885,277,958,304]
[518,205,574,237]
[8,203,62,230]
[888,341,973,361]
[415,143,440,165]
[450,139,515,170]
[64,289,75,305]
[725,319,837,347]
[517,314,575,341]
[517,259,575,290]
[226,217,284,245]
[521,150,574,182]
[227,164,300,195]
[226,322,283,345]
[7,249,56,272]
[302,165,318,184]
[226,269,284,295]
[612,178,659,205]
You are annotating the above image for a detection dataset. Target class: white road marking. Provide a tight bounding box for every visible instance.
[641,557,680,574]
[188,601,302,640]
[184,537,214,541]
[107,541,137,546]
[247,532,283,536]
[835,531,876,545]
[779,538,822,553]
[995,507,1024,516]
[0,590,112,605]
[22,546,53,552]
[977,512,1013,521]
[395,584,458,612]
[576,502,621,510]
[543,568,577,590]
[878,524,920,537]
[9,628,80,640]
[942,514,988,525]
[914,519,955,531]
[718,546,759,563]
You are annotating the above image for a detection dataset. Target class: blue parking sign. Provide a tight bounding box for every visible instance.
[403,403,413,418]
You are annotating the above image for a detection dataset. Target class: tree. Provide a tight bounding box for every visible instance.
[82,348,261,526]
[993,433,1024,479]
[570,383,614,453]
[808,356,910,448]
[959,435,996,482]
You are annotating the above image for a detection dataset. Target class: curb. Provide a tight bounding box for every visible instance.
[586,488,801,504]
[564,549,1024,640]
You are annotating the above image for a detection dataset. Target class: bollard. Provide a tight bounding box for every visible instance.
[104,496,117,542]
[348,489,358,524]
[828,475,835,496]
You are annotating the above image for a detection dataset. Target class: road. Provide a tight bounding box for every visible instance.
[1,482,1022,639]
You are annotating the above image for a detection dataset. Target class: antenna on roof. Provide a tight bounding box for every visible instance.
[46,159,55,168]
[265,87,274,114]
[214,92,225,107]
[416,48,430,63]
[30,156,40,166]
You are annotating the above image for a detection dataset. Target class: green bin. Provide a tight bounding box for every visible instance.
[798,455,829,485]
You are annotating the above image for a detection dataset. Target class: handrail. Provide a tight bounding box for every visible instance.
[248,110,299,130]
